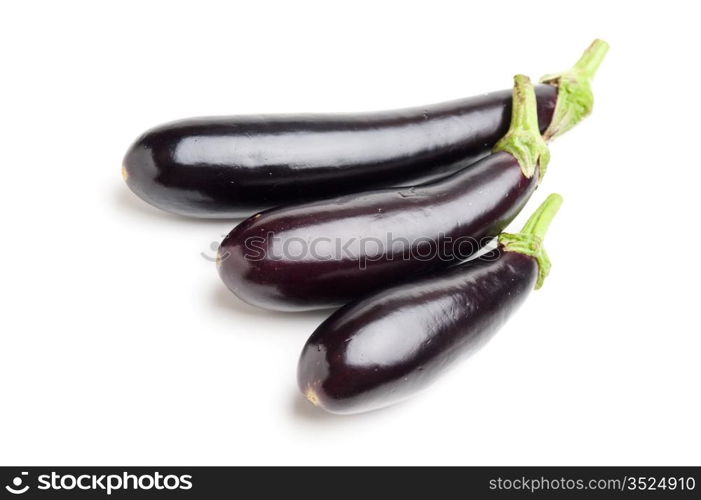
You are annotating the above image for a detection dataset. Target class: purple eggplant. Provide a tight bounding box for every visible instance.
[122,41,607,218]
[298,194,563,414]
[218,74,550,311]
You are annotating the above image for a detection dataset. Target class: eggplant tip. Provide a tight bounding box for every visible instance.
[121,165,129,182]
[305,387,321,407]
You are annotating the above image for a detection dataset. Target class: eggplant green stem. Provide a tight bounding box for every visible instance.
[493,75,550,180]
[541,39,609,140]
[498,193,563,289]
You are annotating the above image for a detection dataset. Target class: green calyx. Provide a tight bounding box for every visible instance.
[498,193,563,289]
[541,39,609,140]
[493,74,550,180]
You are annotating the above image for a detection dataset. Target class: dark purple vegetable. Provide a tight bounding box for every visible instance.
[122,41,607,218]
[298,194,563,414]
[218,75,549,311]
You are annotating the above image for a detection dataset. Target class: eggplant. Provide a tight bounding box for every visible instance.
[218,75,550,311]
[122,40,607,218]
[298,194,563,414]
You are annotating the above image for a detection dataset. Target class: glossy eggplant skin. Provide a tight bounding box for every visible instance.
[122,86,555,218]
[218,151,537,311]
[298,250,537,414]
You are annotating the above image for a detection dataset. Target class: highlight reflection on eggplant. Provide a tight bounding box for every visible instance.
[218,75,550,311]
[123,41,607,218]
[298,194,563,414]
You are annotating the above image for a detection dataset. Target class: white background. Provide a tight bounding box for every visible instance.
[1,1,699,466]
